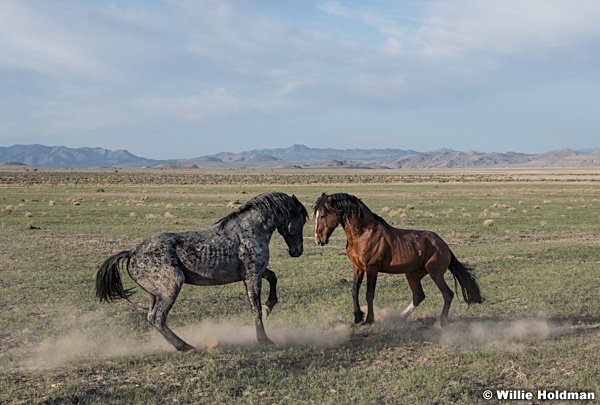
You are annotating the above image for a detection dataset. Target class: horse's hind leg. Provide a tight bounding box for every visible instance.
[135,266,195,352]
[427,264,454,327]
[147,291,195,352]
[262,268,278,317]
[400,269,427,320]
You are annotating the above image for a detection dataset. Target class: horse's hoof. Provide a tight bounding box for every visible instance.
[354,311,365,324]
[178,343,196,352]
[262,304,272,317]
[259,338,275,346]
[361,319,374,326]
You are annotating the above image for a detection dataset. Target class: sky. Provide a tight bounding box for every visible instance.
[1,0,600,160]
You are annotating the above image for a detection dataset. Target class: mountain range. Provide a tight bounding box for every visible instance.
[1,144,600,169]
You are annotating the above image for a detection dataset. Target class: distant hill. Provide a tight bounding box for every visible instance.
[241,144,418,161]
[201,145,600,168]
[1,144,600,169]
[0,144,159,168]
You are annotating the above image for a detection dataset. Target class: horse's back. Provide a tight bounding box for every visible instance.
[376,227,450,272]
[129,229,243,285]
[399,228,451,263]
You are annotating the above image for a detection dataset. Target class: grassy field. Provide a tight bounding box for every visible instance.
[1,167,599,404]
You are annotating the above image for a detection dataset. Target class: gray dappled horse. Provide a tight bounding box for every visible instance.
[96,192,308,351]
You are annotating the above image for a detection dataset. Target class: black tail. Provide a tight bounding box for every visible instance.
[95,250,135,302]
[448,252,484,305]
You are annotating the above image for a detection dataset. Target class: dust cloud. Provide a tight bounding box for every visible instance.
[23,312,169,370]
[433,318,573,349]
[367,306,573,350]
[21,312,350,370]
[178,318,350,351]
[21,306,574,370]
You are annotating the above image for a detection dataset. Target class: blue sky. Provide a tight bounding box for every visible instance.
[1,0,599,159]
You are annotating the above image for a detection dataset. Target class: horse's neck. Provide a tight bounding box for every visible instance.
[342,211,383,242]
[222,210,279,238]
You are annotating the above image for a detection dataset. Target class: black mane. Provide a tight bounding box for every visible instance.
[216,192,307,229]
[313,192,389,228]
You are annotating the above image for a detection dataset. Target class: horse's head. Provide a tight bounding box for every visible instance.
[277,194,307,257]
[313,193,341,246]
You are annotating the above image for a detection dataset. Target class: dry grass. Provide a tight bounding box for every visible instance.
[1,168,600,404]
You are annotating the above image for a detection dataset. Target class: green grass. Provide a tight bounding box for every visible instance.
[1,168,600,404]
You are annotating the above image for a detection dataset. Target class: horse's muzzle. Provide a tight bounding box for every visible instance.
[315,236,329,246]
[288,247,303,257]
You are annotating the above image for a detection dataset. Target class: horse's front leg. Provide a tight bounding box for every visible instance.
[243,272,274,346]
[262,268,278,317]
[363,266,379,325]
[352,265,365,324]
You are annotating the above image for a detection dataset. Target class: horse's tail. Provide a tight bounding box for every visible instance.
[95,250,135,302]
[448,251,484,305]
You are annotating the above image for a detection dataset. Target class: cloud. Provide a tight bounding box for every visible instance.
[319,0,600,98]
[1,2,160,83]
[4,1,596,110]
[141,88,272,123]
[1,1,599,155]
[419,0,600,57]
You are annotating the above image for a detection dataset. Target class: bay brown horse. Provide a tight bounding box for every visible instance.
[313,192,483,327]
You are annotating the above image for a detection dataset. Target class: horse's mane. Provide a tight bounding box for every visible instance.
[313,193,389,228]
[216,192,307,229]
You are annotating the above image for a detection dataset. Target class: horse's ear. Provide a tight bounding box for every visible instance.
[321,192,326,196]
[291,194,300,205]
